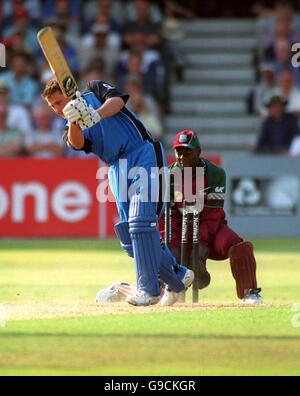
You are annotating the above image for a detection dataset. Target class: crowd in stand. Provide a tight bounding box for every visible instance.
[2,0,300,159]
[250,0,300,155]
[0,0,191,159]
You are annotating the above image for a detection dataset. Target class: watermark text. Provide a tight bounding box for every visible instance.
[0,43,6,68]
[96,161,205,207]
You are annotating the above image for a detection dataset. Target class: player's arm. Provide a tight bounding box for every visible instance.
[96,97,126,119]
[68,123,85,150]
[61,121,93,153]
[87,80,129,114]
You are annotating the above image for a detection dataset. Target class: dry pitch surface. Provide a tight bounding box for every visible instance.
[5,302,285,321]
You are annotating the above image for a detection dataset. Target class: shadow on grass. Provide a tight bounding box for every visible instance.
[0,239,120,252]
[0,239,300,253]
[0,238,300,254]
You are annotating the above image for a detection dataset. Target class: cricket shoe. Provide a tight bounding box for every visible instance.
[126,290,160,307]
[241,288,263,305]
[160,268,194,306]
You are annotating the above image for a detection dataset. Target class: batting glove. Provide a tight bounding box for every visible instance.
[76,104,101,130]
[62,91,90,124]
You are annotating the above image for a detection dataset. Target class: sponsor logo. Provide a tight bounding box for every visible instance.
[62,76,77,97]
[0,182,92,223]
[231,176,299,216]
[179,135,188,143]
[215,187,224,193]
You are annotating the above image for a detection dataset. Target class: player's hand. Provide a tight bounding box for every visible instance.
[62,91,90,124]
[76,104,101,130]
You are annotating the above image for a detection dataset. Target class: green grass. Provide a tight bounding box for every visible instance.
[0,239,300,376]
[1,308,300,376]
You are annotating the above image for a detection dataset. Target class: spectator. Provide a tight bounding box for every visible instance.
[0,51,38,107]
[254,94,299,154]
[252,0,275,19]
[42,0,81,36]
[124,76,163,138]
[8,27,27,53]
[248,63,278,116]
[0,0,179,144]
[161,0,189,82]
[79,22,120,78]
[277,69,300,115]
[274,0,300,31]
[2,8,39,54]
[0,79,32,137]
[255,0,300,42]
[252,1,277,42]
[0,103,24,157]
[126,0,162,24]
[262,15,300,61]
[3,28,41,82]
[115,48,166,111]
[78,57,112,90]
[1,0,42,28]
[289,134,300,155]
[123,0,162,51]
[83,0,125,32]
[273,39,300,87]
[90,12,122,50]
[26,103,65,158]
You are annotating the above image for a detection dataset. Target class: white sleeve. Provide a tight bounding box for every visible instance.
[8,106,33,137]
[289,136,300,156]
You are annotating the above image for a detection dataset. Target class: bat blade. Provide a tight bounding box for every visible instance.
[37,26,77,98]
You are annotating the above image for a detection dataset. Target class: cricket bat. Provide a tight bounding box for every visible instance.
[37,26,77,99]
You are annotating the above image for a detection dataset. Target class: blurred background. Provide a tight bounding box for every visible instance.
[1,0,300,239]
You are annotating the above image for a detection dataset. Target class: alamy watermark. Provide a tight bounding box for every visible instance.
[291,304,300,328]
[96,161,205,207]
[0,43,6,68]
[0,305,7,328]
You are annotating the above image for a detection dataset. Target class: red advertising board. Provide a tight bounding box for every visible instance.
[0,155,221,238]
[0,159,100,237]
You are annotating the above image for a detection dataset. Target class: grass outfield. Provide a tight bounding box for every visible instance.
[0,239,300,376]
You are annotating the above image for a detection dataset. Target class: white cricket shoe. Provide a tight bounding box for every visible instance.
[160,268,195,306]
[126,290,160,307]
[241,288,263,305]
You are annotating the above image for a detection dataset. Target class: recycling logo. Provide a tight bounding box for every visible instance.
[232,178,262,206]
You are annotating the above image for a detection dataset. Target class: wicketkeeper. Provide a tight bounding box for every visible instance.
[159,130,263,305]
[42,79,194,307]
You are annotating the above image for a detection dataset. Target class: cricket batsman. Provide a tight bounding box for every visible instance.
[42,79,194,306]
[159,130,263,305]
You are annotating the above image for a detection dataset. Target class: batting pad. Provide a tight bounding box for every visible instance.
[229,241,258,299]
[116,213,185,293]
[114,222,133,257]
[129,197,162,296]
